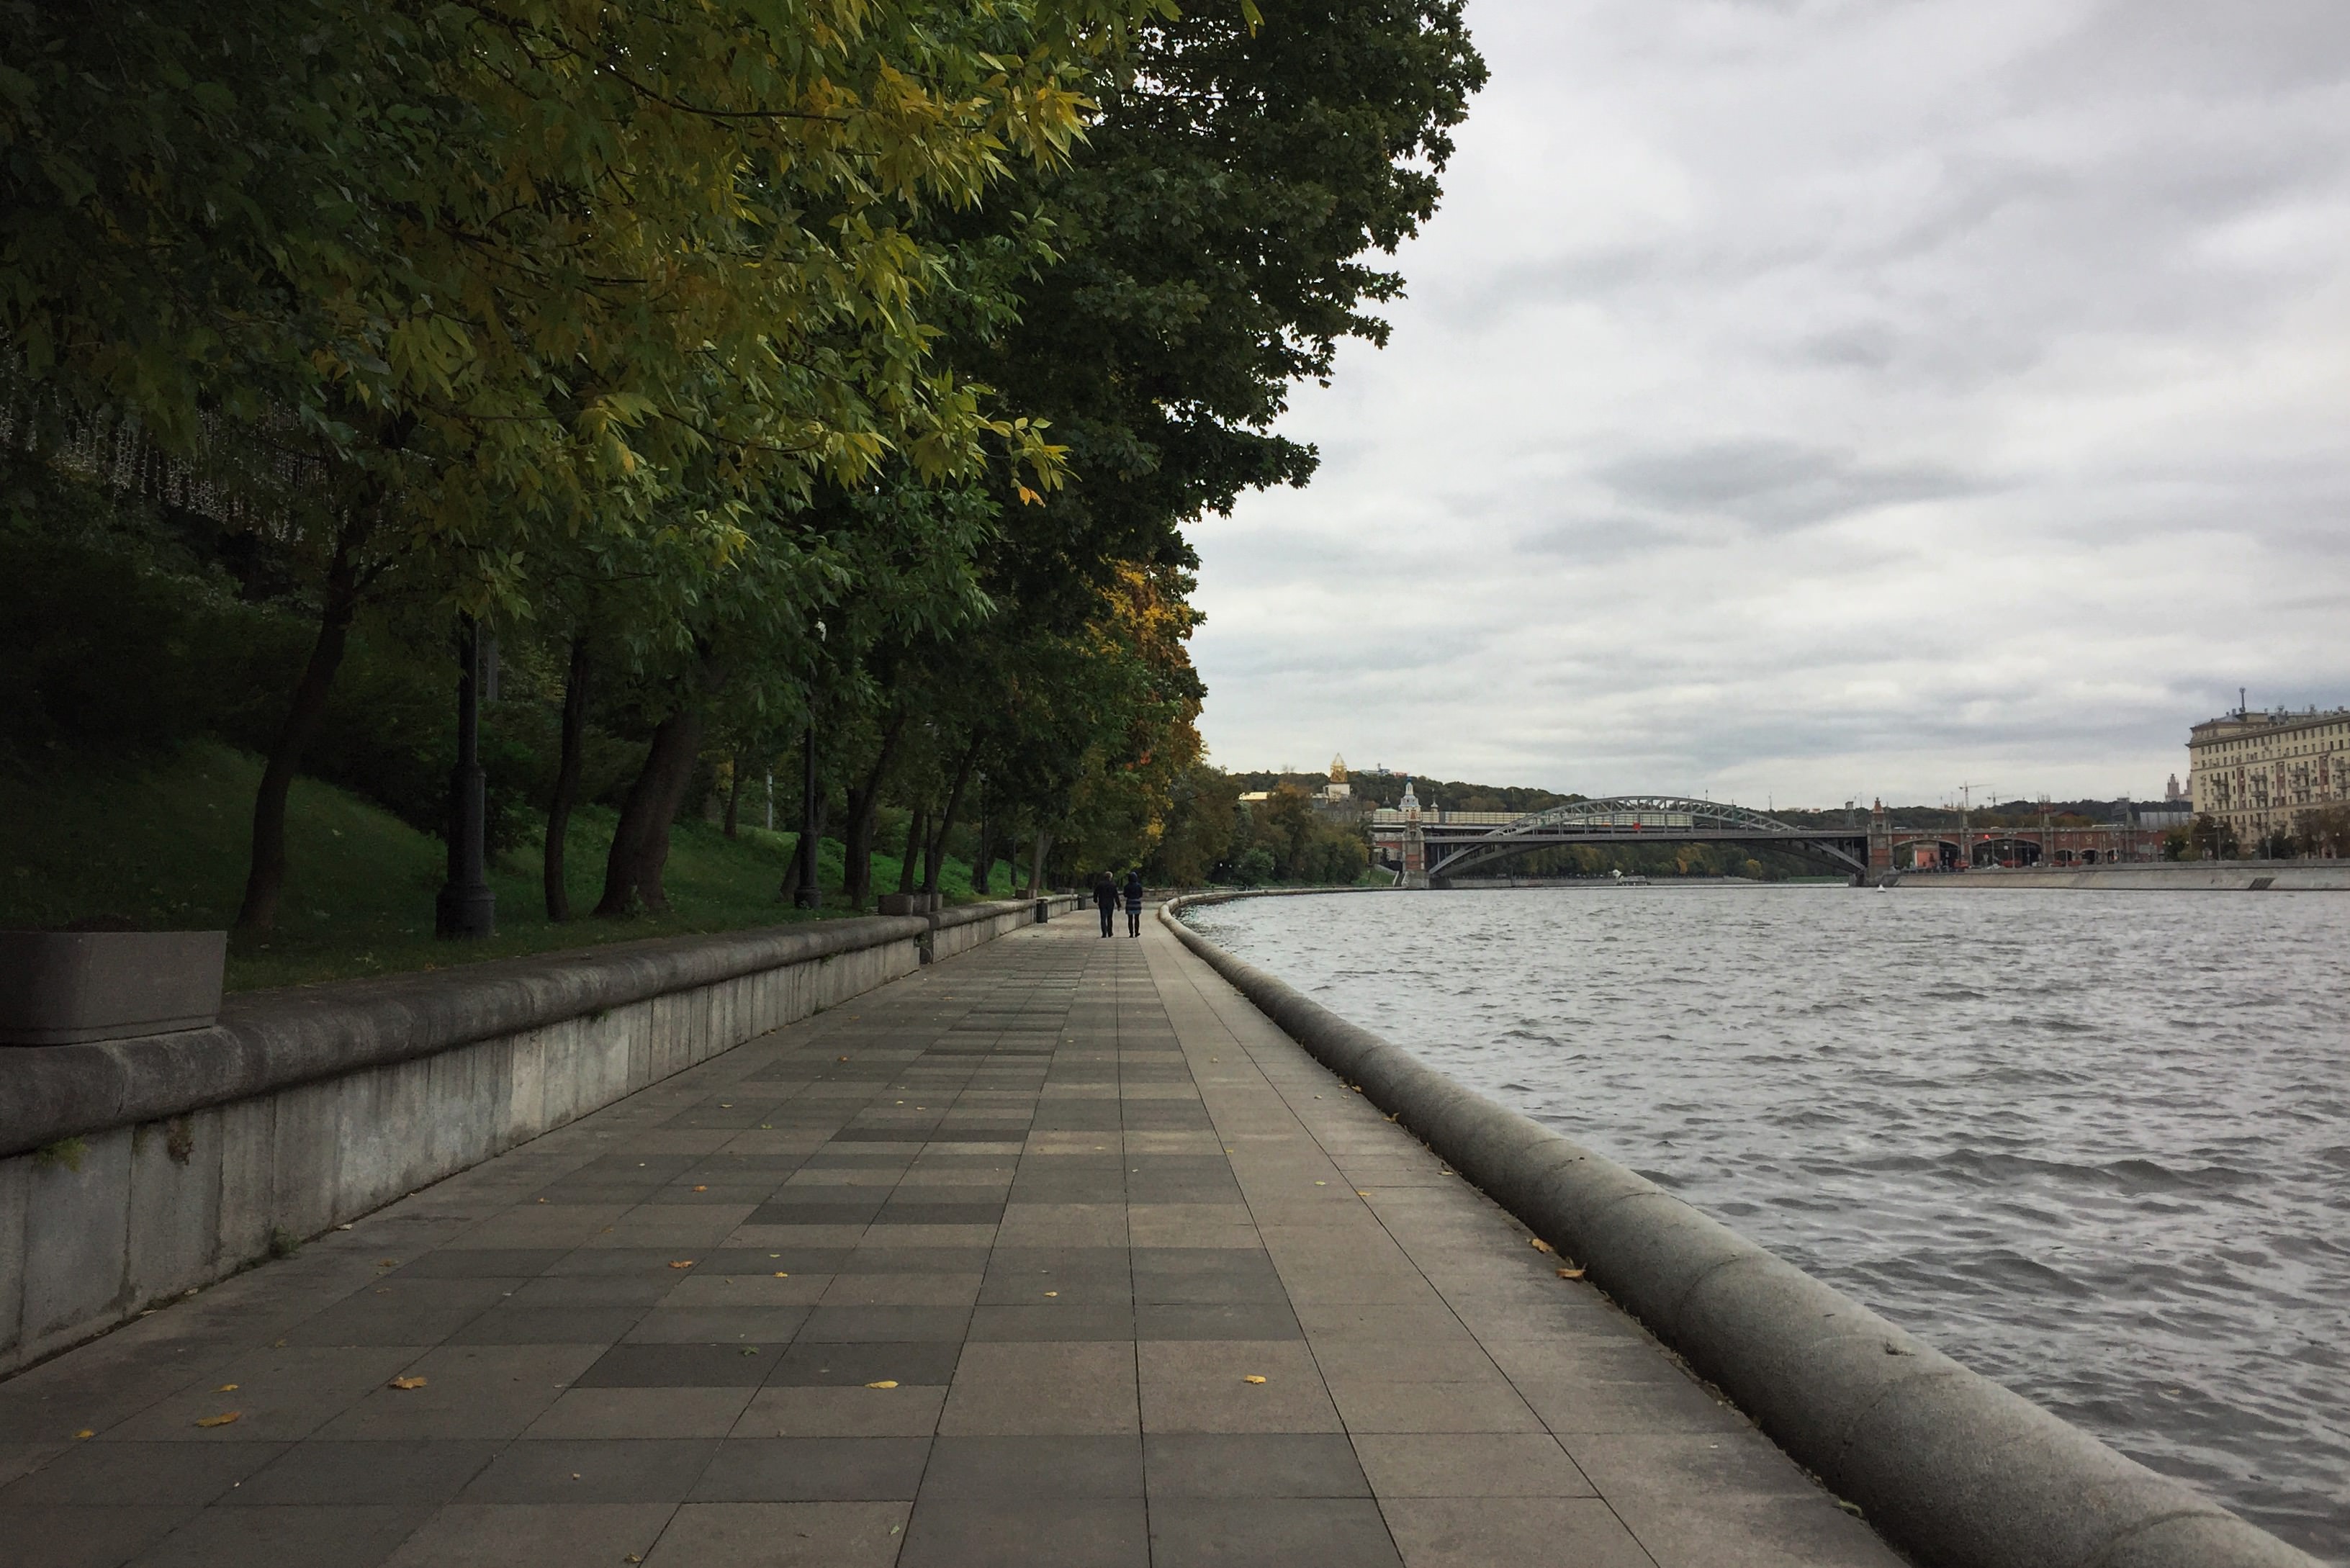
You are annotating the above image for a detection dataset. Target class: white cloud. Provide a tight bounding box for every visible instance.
[1189,0,2350,804]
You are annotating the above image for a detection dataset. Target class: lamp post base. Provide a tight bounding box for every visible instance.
[435,882,496,940]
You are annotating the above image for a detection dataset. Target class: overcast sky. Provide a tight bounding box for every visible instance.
[1188,0,2350,808]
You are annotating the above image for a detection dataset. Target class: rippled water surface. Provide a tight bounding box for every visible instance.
[1187,887,2350,1559]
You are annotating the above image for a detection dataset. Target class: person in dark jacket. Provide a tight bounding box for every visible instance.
[1092,872,1117,937]
[1122,870,1145,937]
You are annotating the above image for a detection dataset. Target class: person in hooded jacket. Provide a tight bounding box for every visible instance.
[1092,872,1117,937]
[1122,870,1145,937]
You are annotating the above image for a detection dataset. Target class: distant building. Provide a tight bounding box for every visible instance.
[2187,701,2350,842]
[1316,754,1352,803]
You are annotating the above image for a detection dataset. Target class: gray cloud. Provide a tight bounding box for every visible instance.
[1592,440,1988,532]
[1187,0,2350,804]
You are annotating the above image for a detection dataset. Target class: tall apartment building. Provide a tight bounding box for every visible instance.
[2187,703,2350,842]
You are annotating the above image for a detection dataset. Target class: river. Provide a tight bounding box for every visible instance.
[1184,886,2350,1560]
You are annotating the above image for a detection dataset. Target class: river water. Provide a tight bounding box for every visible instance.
[1185,887,2350,1559]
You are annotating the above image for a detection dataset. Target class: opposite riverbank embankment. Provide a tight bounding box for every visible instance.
[1894,864,2350,890]
[1163,889,2322,1568]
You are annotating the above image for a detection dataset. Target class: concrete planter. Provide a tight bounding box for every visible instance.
[877,893,920,916]
[0,929,228,1045]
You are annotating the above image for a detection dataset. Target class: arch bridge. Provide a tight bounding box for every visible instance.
[1397,796,1872,883]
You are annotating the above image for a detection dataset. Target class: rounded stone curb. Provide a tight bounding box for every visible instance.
[1159,893,2318,1568]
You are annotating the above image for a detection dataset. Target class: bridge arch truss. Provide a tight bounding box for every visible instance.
[1418,796,1870,881]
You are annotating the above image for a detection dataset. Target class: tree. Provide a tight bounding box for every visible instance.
[3,0,1149,927]
[2295,806,2350,858]
[2188,814,2238,861]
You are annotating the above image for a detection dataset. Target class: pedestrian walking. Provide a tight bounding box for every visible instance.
[1092,871,1117,937]
[1122,870,1145,937]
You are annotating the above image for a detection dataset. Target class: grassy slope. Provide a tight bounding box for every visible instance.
[1,742,990,990]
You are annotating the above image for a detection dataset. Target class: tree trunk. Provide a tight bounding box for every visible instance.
[543,637,590,922]
[924,742,981,896]
[594,704,705,915]
[971,816,993,896]
[841,713,907,909]
[1027,829,1054,898]
[897,808,927,896]
[235,527,366,932]
[722,750,745,839]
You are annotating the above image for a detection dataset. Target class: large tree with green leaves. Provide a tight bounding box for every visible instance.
[1,0,1152,927]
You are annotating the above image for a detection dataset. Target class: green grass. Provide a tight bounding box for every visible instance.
[1,741,991,990]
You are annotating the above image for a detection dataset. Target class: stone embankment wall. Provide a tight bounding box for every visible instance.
[0,896,1078,1374]
[1163,891,2318,1568]
[1898,863,2350,891]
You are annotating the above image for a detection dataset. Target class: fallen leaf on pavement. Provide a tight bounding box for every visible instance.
[773,1272,791,1278]
[670,1260,695,1269]
[1243,1375,1267,1384]
[1529,1238,1555,1253]
[194,1412,240,1428]
[73,1430,94,1440]
[865,1381,898,1389]
[1557,1267,1586,1280]
[389,1376,427,1390]
[215,1384,238,1393]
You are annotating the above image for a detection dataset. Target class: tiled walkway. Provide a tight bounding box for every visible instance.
[0,914,1901,1567]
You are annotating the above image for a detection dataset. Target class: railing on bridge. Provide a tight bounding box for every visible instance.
[1370,796,1872,883]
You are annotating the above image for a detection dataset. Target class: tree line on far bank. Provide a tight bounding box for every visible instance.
[0,1,1485,927]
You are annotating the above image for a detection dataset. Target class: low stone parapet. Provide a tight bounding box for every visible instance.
[0,896,1078,1374]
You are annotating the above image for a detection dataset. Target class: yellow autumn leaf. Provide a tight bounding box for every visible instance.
[1557,1267,1587,1280]
[1356,1191,1372,1197]
[388,1376,427,1390]
[73,1429,94,1440]
[865,1380,899,1389]
[194,1412,241,1428]
[1529,1238,1555,1254]
[670,1260,696,1269]
[693,1186,708,1192]
[1243,1375,1267,1384]
[215,1384,239,1393]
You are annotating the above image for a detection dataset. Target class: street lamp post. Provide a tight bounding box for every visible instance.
[435,613,497,939]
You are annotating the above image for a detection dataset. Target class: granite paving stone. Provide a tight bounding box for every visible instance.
[641,1501,911,1568]
[1,910,1904,1568]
